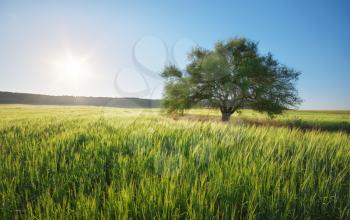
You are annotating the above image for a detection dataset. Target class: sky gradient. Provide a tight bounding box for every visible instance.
[1,0,349,110]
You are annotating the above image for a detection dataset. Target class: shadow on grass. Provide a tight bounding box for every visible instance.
[172,114,350,134]
[240,117,350,134]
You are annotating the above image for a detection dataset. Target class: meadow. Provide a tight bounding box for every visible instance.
[0,105,349,219]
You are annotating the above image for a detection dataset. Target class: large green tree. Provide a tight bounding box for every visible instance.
[161,38,301,121]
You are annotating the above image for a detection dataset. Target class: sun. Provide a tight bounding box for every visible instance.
[58,56,84,82]
[62,58,82,77]
[53,53,89,84]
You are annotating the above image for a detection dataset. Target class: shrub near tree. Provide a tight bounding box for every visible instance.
[161,37,301,121]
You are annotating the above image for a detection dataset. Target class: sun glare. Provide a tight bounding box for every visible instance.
[62,58,82,76]
[53,53,90,84]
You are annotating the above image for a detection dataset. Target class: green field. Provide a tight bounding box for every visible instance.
[1,105,350,219]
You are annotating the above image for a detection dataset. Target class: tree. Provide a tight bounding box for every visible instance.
[161,65,192,115]
[161,37,301,121]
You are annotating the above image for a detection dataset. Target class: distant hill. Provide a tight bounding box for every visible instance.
[0,91,160,108]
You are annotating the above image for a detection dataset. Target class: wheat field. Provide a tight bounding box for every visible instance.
[0,105,349,219]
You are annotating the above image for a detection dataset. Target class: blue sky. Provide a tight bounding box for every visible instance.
[0,0,349,109]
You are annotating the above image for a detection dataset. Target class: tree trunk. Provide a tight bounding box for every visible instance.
[221,112,232,122]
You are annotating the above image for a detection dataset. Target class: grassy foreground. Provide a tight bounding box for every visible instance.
[0,105,350,219]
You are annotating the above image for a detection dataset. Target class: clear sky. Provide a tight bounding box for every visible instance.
[1,0,349,110]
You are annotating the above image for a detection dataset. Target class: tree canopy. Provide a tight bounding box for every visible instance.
[161,37,301,121]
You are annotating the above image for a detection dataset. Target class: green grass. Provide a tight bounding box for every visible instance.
[0,105,350,219]
[188,109,350,133]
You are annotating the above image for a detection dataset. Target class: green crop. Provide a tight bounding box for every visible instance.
[0,105,349,219]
